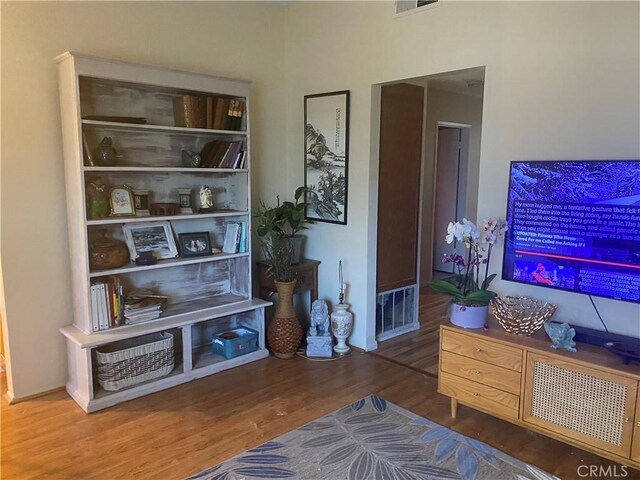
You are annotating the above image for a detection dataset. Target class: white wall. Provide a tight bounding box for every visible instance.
[1,1,286,398]
[421,86,484,287]
[283,1,640,346]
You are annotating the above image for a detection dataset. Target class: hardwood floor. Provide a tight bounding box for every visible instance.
[371,290,450,376]
[1,352,631,479]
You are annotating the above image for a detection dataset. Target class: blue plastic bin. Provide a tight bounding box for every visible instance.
[212,327,258,359]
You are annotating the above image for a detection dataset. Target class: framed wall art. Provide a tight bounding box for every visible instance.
[122,221,178,261]
[304,90,349,225]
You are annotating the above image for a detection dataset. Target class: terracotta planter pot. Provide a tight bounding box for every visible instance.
[268,280,302,359]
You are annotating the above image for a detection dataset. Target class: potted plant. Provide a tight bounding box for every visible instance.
[255,186,312,264]
[429,217,508,329]
[260,223,302,359]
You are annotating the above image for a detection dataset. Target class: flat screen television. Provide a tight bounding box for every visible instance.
[502,160,640,304]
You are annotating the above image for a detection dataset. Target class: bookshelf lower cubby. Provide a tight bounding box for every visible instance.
[62,298,270,413]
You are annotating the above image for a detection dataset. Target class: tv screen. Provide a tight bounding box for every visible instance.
[503,160,640,303]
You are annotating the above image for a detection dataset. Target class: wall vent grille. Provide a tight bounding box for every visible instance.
[395,0,439,16]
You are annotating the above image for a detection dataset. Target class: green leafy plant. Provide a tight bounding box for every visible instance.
[256,186,311,239]
[429,218,508,306]
[256,187,312,281]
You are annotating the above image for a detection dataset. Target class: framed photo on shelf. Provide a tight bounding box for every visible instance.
[109,185,136,217]
[304,90,350,225]
[178,232,212,258]
[122,221,178,261]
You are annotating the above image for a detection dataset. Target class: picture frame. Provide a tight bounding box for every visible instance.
[178,232,212,258]
[304,90,350,225]
[109,185,136,217]
[122,221,178,261]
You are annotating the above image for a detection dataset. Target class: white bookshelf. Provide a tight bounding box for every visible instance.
[56,52,270,413]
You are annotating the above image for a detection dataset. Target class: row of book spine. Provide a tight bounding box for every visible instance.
[222,221,248,254]
[90,277,123,332]
[199,140,247,169]
[173,95,245,131]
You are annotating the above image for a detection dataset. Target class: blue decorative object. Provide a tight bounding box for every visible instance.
[544,322,577,352]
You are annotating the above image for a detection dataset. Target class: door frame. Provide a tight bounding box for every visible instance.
[430,121,472,275]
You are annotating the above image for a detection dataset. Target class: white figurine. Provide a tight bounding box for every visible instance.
[199,185,214,212]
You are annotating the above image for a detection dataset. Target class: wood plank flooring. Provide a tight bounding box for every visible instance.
[371,290,450,376]
[1,352,631,480]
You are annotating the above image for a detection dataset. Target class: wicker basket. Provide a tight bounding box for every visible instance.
[96,332,174,391]
[491,296,557,335]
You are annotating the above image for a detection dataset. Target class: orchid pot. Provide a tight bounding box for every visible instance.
[429,217,508,329]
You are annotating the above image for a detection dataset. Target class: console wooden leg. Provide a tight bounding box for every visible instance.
[451,398,458,419]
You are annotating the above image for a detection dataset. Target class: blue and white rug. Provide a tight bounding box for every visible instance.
[189,395,558,480]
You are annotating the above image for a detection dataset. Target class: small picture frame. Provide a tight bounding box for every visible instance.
[122,221,178,261]
[109,185,136,217]
[178,232,212,258]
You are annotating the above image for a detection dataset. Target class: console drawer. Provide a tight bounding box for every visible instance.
[440,350,521,395]
[439,371,519,420]
[441,329,522,372]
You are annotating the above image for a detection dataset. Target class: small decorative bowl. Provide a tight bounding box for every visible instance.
[491,296,557,335]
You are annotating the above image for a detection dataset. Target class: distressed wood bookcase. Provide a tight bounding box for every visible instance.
[56,52,269,413]
[439,321,640,469]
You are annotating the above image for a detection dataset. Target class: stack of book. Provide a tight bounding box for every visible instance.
[173,95,245,131]
[123,296,164,325]
[199,140,246,169]
[90,277,123,332]
[222,221,248,254]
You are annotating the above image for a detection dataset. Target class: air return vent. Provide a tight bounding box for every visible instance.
[395,0,439,16]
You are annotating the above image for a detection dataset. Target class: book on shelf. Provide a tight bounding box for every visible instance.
[173,95,206,128]
[206,96,216,129]
[222,223,241,253]
[238,221,247,253]
[123,296,163,324]
[90,277,123,331]
[213,97,229,130]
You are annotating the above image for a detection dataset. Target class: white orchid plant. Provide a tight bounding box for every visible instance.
[429,217,508,307]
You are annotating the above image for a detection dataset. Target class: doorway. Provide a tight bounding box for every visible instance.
[433,123,471,275]
[372,67,485,375]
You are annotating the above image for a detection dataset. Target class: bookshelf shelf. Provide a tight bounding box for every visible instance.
[82,119,247,136]
[56,52,268,413]
[88,252,250,277]
[83,166,249,173]
[85,210,248,226]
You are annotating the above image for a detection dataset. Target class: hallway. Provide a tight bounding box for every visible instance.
[371,289,450,376]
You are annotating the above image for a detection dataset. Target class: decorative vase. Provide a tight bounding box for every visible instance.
[267,280,302,359]
[93,136,118,166]
[450,303,488,329]
[331,302,353,354]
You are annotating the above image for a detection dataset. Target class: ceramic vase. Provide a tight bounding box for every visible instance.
[267,280,302,359]
[331,302,353,354]
[450,303,488,329]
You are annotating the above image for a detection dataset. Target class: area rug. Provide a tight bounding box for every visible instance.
[188,395,558,480]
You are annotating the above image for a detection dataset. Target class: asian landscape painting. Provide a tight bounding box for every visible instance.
[304,91,350,225]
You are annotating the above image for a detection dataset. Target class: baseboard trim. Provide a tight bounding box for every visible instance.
[6,385,66,404]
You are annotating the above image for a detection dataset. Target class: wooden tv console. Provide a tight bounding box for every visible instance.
[438,321,640,468]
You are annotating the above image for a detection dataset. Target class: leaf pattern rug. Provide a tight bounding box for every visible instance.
[188,395,559,480]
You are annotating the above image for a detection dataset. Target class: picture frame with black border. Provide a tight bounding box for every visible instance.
[304,90,350,225]
[178,232,213,258]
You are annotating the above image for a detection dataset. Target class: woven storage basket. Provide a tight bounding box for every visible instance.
[96,332,174,391]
